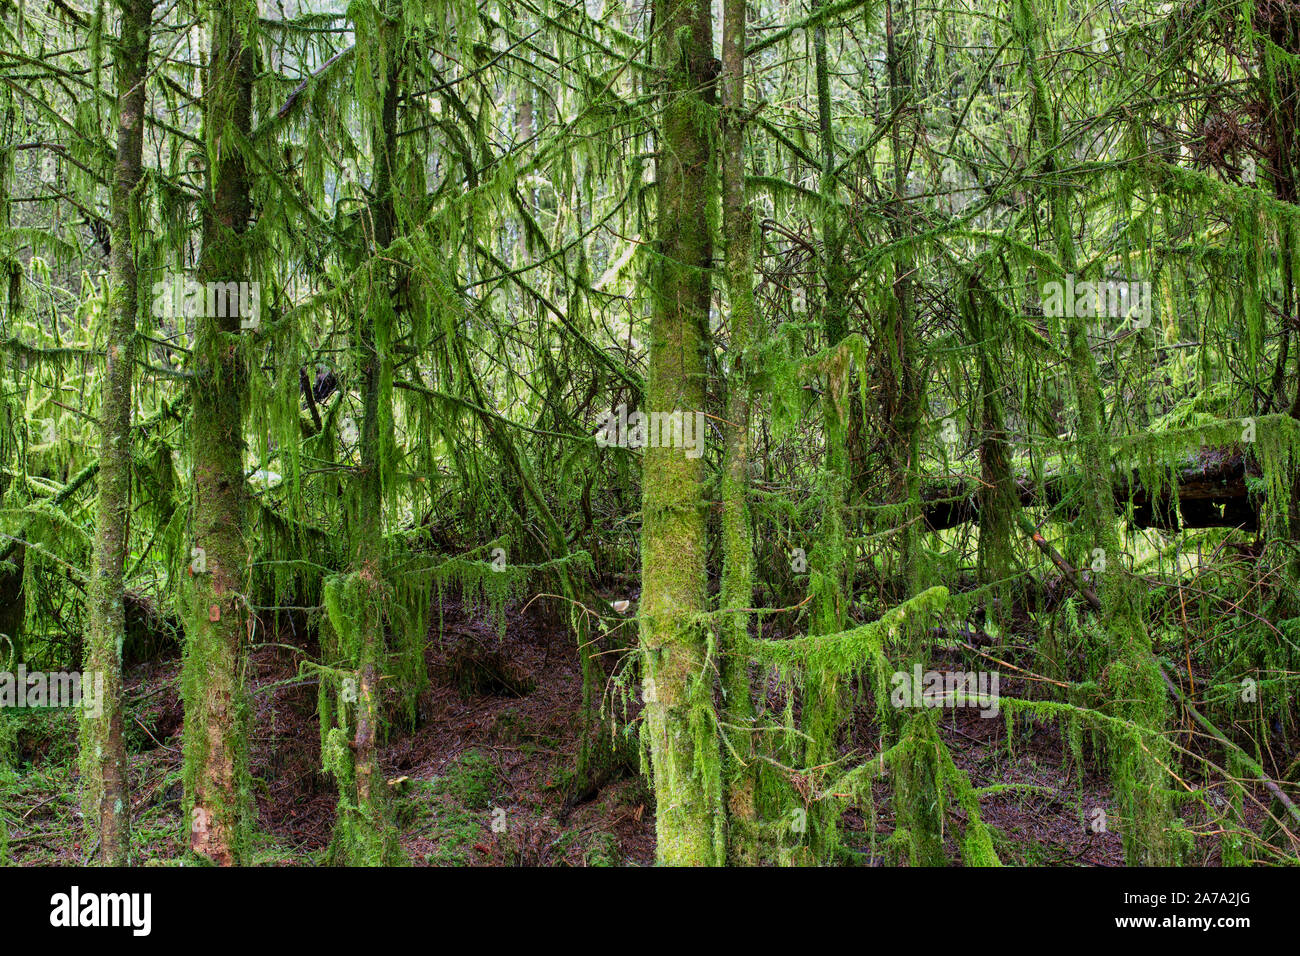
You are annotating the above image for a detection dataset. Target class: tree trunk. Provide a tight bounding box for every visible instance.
[640,0,723,866]
[882,0,944,868]
[80,0,151,867]
[882,0,923,600]
[719,0,759,863]
[800,0,854,862]
[1015,0,1177,865]
[332,0,403,864]
[963,281,1017,597]
[183,0,256,866]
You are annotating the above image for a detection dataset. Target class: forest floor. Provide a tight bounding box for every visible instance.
[2,596,1261,865]
[4,597,656,866]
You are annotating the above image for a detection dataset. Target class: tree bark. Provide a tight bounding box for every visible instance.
[640,0,723,865]
[719,0,759,863]
[183,0,256,866]
[80,0,151,867]
[331,0,404,865]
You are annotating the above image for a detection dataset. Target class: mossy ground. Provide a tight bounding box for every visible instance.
[2,586,1292,866]
[2,598,651,866]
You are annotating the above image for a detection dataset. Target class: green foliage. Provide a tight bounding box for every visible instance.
[4,0,1300,870]
[433,749,499,812]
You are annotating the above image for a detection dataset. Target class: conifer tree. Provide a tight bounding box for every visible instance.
[81,0,152,866]
[182,0,258,866]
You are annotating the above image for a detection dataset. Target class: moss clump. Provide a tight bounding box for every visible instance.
[434,749,498,811]
[398,754,505,866]
[487,709,531,744]
[424,804,482,866]
[399,780,482,866]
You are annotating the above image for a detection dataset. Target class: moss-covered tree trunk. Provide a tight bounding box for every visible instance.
[80,0,151,867]
[640,0,724,866]
[329,0,403,864]
[719,0,759,864]
[1015,0,1177,865]
[882,0,923,600]
[182,0,255,866]
[801,0,853,862]
[1254,0,1300,603]
[879,0,945,868]
[963,282,1016,604]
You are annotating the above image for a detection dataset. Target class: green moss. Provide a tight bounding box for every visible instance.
[180,592,253,866]
[433,749,499,811]
[406,782,481,866]
[744,587,961,865]
[396,756,505,866]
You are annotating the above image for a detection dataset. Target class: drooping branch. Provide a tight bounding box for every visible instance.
[1016,512,1300,834]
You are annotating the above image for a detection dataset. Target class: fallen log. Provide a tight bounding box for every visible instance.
[922,446,1257,531]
